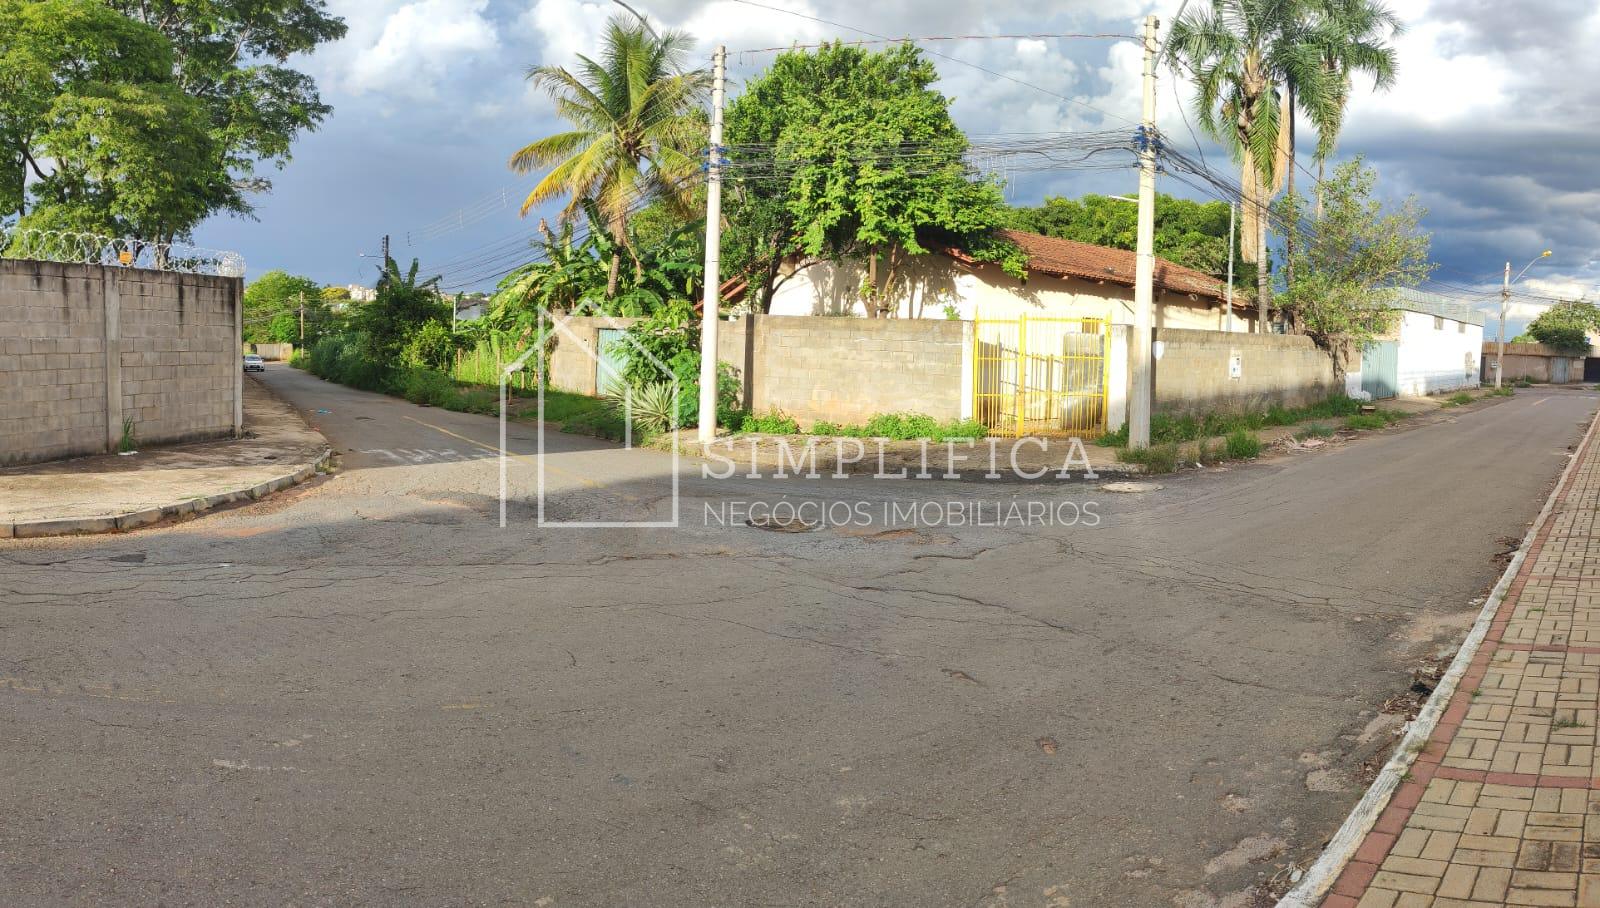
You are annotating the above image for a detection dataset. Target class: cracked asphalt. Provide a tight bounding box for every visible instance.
[2,365,1595,907]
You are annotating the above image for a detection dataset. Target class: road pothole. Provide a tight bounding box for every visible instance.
[745,515,818,533]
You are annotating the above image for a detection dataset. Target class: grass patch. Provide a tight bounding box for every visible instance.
[1515,378,1534,388]
[794,412,989,443]
[1344,409,1407,431]
[1224,428,1262,459]
[1116,443,1179,474]
[1098,394,1362,448]
[1443,392,1475,407]
[1554,716,1587,730]
[1489,385,1516,397]
[1296,422,1335,440]
[740,410,801,434]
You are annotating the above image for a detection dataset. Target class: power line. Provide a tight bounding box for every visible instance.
[722,0,1140,128]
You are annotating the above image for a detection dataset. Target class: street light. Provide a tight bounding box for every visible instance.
[1496,250,1553,389]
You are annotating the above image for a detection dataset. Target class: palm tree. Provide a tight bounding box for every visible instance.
[510,14,709,297]
[1299,0,1401,215]
[1169,0,1329,328]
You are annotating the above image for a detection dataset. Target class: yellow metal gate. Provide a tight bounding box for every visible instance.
[973,313,1109,436]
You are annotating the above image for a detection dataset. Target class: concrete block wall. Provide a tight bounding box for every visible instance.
[1152,328,1337,417]
[0,260,241,466]
[543,314,967,425]
[741,316,967,424]
[1480,342,1585,384]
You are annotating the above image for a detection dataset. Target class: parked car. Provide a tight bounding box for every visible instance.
[243,354,265,373]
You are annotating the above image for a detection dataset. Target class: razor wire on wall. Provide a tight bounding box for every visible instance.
[1,229,246,278]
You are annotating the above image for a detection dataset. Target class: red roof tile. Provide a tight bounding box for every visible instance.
[947,228,1228,303]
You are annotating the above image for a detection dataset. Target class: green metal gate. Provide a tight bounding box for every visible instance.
[596,327,628,396]
[1361,341,1399,400]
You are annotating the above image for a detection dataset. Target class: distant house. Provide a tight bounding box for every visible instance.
[346,284,377,303]
[759,228,1255,331]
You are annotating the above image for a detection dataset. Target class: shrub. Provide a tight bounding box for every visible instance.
[740,410,801,434]
[397,368,455,408]
[1116,443,1179,474]
[401,321,457,371]
[811,421,844,436]
[1224,428,1262,459]
[605,382,679,435]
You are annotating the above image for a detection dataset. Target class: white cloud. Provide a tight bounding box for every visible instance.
[342,0,500,97]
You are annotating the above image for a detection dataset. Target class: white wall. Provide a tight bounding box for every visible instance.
[1395,310,1482,396]
[765,256,1252,331]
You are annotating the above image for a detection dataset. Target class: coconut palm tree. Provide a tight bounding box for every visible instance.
[510,14,709,297]
[1168,0,1330,328]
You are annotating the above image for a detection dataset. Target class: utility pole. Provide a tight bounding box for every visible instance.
[1496,260,1510,389]
[696,44,727,446]
[1128,14,1159,450]
[297,291,305,343]
[1223,201,1235,333]
[380,234,390,263]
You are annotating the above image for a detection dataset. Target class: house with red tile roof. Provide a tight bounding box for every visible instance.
[758,228,1256,331]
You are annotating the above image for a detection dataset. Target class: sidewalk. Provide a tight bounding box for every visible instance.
[0,377,329,537]
[1291,406,1600,907]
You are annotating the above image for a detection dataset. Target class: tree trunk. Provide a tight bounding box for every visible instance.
[1316,158,1326,219]
[1256,171,1270,334]
[1283,87,1295,291]
[606,252,621,299]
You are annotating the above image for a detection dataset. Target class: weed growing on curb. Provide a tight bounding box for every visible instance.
[1116,443,1179,474]
[117,417,137,453]
[1224,429,1262,459]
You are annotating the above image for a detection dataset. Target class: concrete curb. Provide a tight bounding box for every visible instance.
[1276,401,1600,907]
[4,447,332,539]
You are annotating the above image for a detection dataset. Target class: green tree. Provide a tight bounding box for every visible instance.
[1299,0,1401,213]
[1275,158,1431,369]
[1168,0,1334,323]
[104,0,346,224]
[1003,193,1255,287]
[1524,301,1600,355]
[357,257,447,364]
[723,42,1011,315]
[243,270,321,343]
[509,14,709,297]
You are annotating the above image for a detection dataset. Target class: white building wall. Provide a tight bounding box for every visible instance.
[1395,310,1482,396]
[764,257,1250,331]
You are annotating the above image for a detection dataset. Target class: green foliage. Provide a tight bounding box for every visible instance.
[1344,409,1406,430]
[243,270,323,343]
[794,413,989,442]
[118,415,137,453]
[396,368,455,408]
[1443,392,1475,407]
[1276,159,1431,359]
[1296,422,1335,439]
[509,12,708,294]
[722,42,1009,312]
[739,411,801,434]
[1004,193,1252,287]
[1098,395,1360,447]
[0,0,344,235]
[1489,385,1515,397]
[604,382,679,436]
[401,321,458,372]
[301,334,388,391]
[1524,301,1600,355]
[355,256,448,367]
[609,300,741,429]
[1117,443,1180,474]
[1224,428,1263,459]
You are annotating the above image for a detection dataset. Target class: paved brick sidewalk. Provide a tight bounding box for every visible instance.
[1321,415,1600,906]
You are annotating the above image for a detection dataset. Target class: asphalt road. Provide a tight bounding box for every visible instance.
[2,365,1594,907]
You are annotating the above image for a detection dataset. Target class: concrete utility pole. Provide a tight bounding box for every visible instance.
[696,44,727,446]
[381,234,390,263]
[1497,250,1553,388]
[297,291,305,343]
[1128,14,1159,450]
[1497,260,1510,389]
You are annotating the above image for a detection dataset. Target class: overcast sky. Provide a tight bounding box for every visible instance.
[194,0,1600,334]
